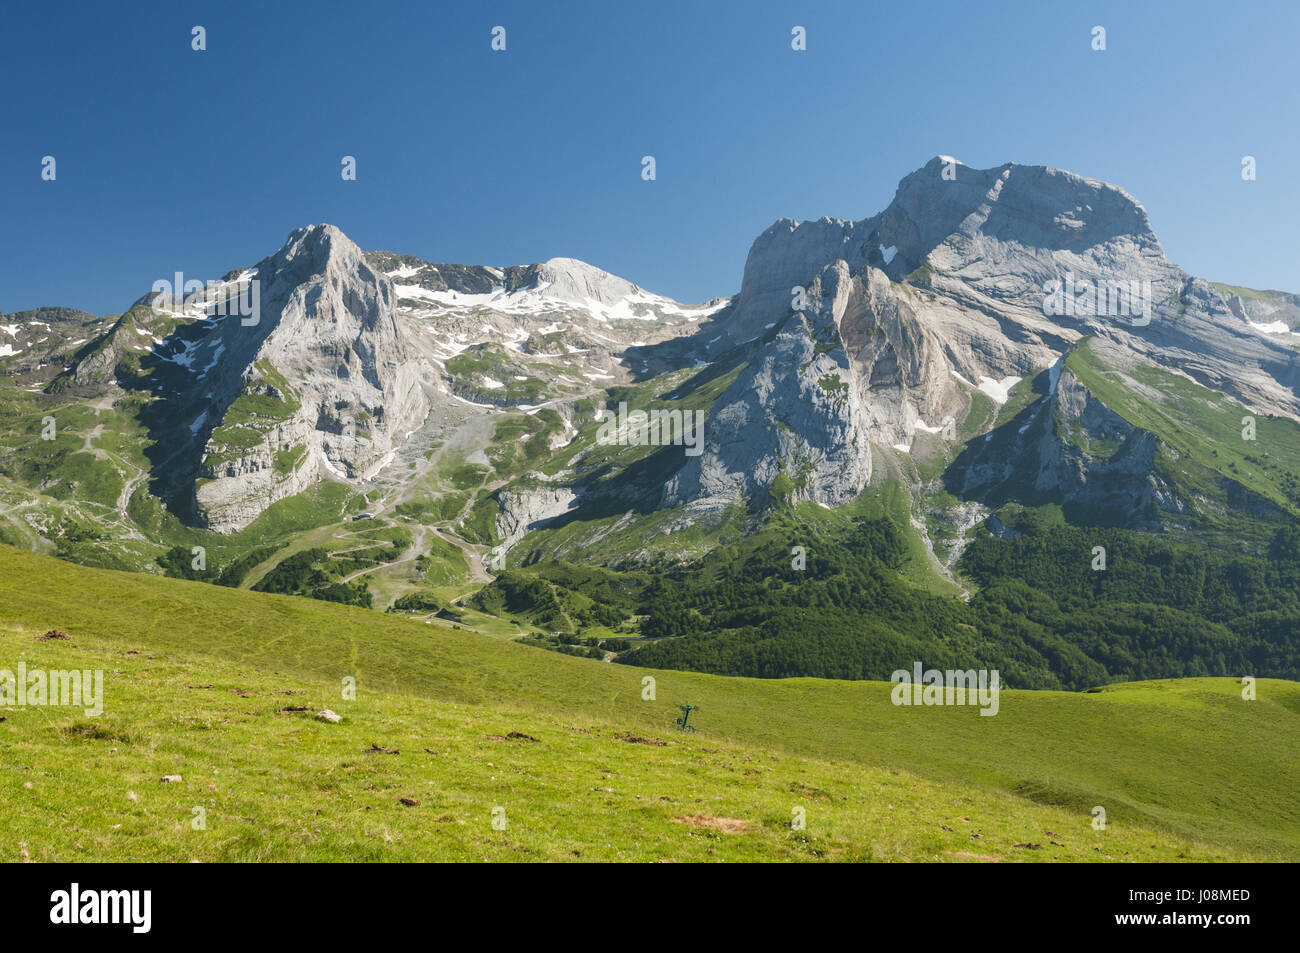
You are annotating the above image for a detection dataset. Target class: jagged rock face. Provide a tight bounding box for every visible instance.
[666,261,968,509]
[688,160,1156,511]
[663,262,865,509]
[493,483,579,556]
[904,163,1300,421]
[667,156,1300,518]
[728,159,1162,346]
[945,359,1175,525]
[890,159,1164,281]
[722,158,1300,423]
[834,266,965,446]
[194,225,431,532]
[1035,369,1162,521]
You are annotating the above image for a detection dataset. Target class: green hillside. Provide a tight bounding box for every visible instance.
[483,502,1300,689]
[1,544,1296,861]
[1066,336,1300,536]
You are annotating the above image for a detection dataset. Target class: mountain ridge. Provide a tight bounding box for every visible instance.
[2,157,1299,652]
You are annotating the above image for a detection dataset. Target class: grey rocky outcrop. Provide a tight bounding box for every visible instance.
[194,225,432,532]
[491,482,580,561]
[945,352,1178,526]
[666,261,963,509]
[669,156,1300,517]
[724,157,1300,416]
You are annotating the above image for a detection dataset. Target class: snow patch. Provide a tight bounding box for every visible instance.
[394,278,720,325]
[976,375,1021,404]
[435,338,471,356]
[318,453,350,480]
[1248,320,1294,335]
[199,343,225,375]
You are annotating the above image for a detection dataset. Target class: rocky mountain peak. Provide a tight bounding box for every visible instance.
[885,157,1161,268]
[190,223,431,532]
[729,158,1169,344]
[281,224,395,286]
[643,157,1300,523]
[531,257,650,309]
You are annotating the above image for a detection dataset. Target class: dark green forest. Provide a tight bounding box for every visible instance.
[477,507,1300,689]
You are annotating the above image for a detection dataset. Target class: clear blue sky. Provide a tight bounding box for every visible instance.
[2,0,1297,314]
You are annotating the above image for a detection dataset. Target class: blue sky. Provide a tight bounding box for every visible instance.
[2,0,1297,314]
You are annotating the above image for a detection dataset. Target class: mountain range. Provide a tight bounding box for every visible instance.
[3,156,1299,687]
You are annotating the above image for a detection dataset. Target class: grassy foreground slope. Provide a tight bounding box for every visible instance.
[1,544,1296,861]
[6,629,1238,863]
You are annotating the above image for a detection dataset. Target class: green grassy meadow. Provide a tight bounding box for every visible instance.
[1,544,1295,862]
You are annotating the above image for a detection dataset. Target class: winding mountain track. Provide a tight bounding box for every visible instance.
[428,526,492,583]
